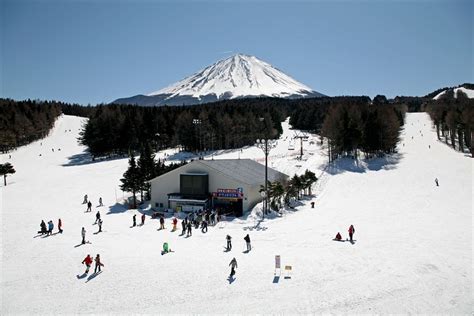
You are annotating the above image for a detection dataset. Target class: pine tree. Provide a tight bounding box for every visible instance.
[0,162,16,186]
[120,155,141,208]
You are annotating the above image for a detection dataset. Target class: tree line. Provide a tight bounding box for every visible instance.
[291,96,405,161]
[0,99,62,153]
[426,90,474,156]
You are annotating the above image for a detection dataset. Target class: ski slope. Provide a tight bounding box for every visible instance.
[0,113,472,314]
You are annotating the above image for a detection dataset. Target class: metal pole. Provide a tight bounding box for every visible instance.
[264,138,268,220]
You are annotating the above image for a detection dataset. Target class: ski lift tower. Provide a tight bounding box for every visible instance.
[294,131,309,159]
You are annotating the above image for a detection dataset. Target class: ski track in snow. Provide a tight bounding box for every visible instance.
[0,113,472,314]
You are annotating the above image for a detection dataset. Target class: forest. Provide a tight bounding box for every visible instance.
[0,99,62,153]
[426,90,474,156]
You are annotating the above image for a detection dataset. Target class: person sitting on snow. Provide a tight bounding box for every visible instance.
[335,232,342,241]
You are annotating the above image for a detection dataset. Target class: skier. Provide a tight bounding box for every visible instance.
[229,257,238,277]
[172,217,178,231]
[244,234,251,251]
[201,220,208,233]
[159,215,165,230]
[94,254,104,273]
[334,232,342,241]
[95,211,101,224]
[81,227,86,244]
[99,197,103,207]
[87,201,92,212]
[83,194,88,204]
[47,220,54,236]
[141,213,145,226]
[226,235,232,251]
[186,221,192,237]
[348,225,355,242]
[435,178,439,186]
[98,219,103,233]
[82,254,93,274]
[58,218,63,234]
[132,214,137,227]
[39,220,47,235]
[181,219,186,235]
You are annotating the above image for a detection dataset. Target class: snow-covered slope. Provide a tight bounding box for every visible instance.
[433,86,474,99]
[113,54,324,106]
[1,113,471,313]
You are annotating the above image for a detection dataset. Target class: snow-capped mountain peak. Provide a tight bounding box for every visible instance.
[113,54,324,106]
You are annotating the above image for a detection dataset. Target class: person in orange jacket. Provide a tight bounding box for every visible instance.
[82,254,93,274]
[348,225,355,242]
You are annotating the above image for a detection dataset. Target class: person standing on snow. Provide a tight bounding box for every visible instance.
[159,215,165,230]
[172,218,178,231]
[98,219,103,233]
[186,221,192,237]
[348,225,355,242]
[58,218,63,234]
[99,197,103,207]
[244,234,251,251]
[39,220,47,235]
[226,235,232,251]
[229,257,238,277]
[435,178,439,186]
[83,194,88,204]
[82,254,93,274]
[201,220,208,233]
[132,214,137,227]
[47,220,54,236]
[94,254,104,273]
[86,201,92,212]
[181,219,186,235]
[81,227,86,244]
[95,211,101,224]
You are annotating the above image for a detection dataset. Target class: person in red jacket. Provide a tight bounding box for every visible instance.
[172,218,178,231]
[348,225,355,242]
[58,218,63,234]
[82,254,93,274]
[335,232,342,241]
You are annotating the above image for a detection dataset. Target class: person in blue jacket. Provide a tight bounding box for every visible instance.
[47,220,54,236]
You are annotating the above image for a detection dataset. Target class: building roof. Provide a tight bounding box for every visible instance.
[196,159,288,186]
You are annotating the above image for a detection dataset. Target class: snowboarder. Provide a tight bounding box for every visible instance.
[58,218,63,234]
[132,214,137,227]
[201,220,208,233]
[47,220,54,236]
[348,225,355,242]
[334,232,342,241]
[98,219,103,232]
[82,254,93,274]
[95,211,101,224]
[159,216,165,230]
[435,178,439,186]
[83,194,88,204]
[181,219,186,235]
[81,227,86,244]
[94,254,104,273]
[226,235,232,251]
[229,257,238,277]
[98,197,103,207]
[186,221,192,237]
[39,220,47,235]
[244,234,251,251]
[141,213,145,226]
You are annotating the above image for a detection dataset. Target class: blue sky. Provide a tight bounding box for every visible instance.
[1,0,472,104]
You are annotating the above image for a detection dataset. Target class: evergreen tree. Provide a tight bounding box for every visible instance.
[120,155,141,208]
[0,162,16,186]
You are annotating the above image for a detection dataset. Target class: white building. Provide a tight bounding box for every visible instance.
[149,159,288,217]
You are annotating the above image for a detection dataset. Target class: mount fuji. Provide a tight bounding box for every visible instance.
[113,54,325,106]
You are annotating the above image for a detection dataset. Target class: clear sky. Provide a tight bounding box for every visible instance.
[1,0,472,105]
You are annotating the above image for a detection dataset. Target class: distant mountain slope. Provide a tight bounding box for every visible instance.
[425,83,474,99]
[113,54,325,106]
